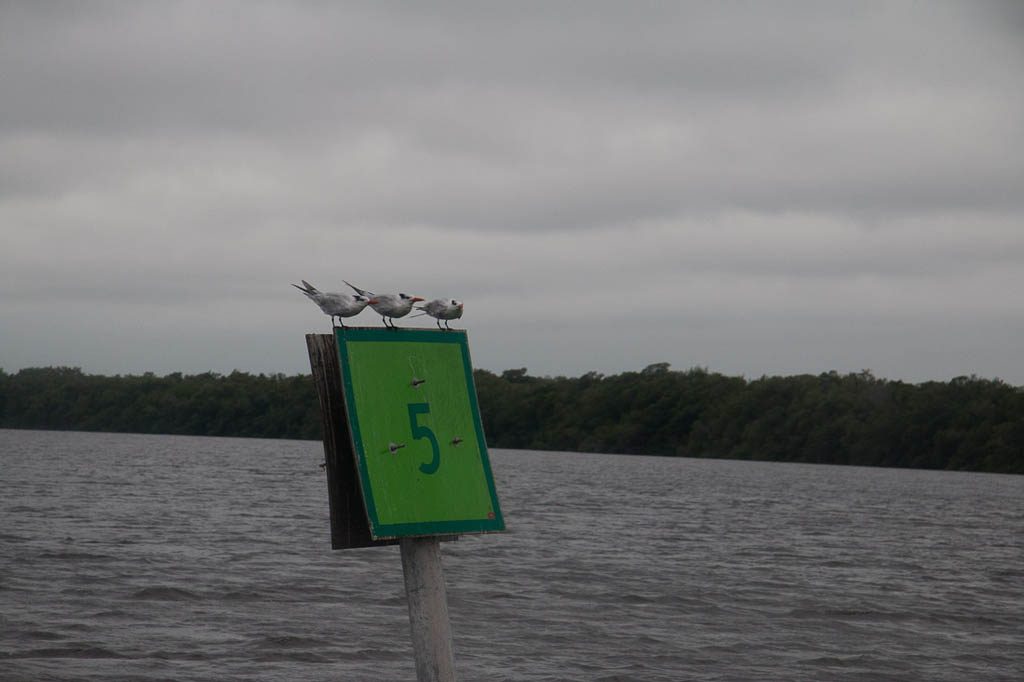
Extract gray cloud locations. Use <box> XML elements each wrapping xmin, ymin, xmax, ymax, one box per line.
<box><xmin>1</xmin><ymin>1</ymin><xmax>1022</xmax><ymax>384</ymax></box>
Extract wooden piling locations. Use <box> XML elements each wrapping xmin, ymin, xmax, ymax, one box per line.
<box><xmin>306</xmin><ymin>331</ymin><xmax>458</xmax><ymax>682</ymax></box>
<box><xmin>401</xmin><ymin>536</ymin><xmax>458</xmax><ymax>682</ymax></box>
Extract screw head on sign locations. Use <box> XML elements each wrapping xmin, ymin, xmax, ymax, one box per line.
<box><xmin>451</xmin><ymin>437</ymin><xmax>464</xmax><ymax>447</ymax></box>
<box><xmin>389</xmin><ymin>442</ymin><xmax>406</xmax><ymax>454</ymax></box>
<box><xmin>411</xmin><ymin>378</ymin><xmax>425</xmax><ymax>388</ymax></box>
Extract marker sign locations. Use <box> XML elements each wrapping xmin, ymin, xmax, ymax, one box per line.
<box><xmin>335</xmin><ymin>327</ymin><xmax>504</xmax><ymax>539</ymax></box>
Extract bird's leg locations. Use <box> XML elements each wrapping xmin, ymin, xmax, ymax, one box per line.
<box><xmin>436</xmin><ymin>319</ymin><xmax>443</xmax><ymax>330</ymax></box>
<box><xmin>445</xmin><ymin>320</ymin><xmax>451</xmax><ymax>330</ymax></box>
<box><xmin>381</xmin><ymin>315</ymin><xmax>389</xmax><ymax>328</ymax></box>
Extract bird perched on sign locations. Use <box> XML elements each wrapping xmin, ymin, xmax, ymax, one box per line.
<box><xmin>344</xmin><ymin>281</ymin><xmax>423</xmax><ymax>328</ymax></box>
<box><xmin>414</xmin><ymin>299</ymin><xmax>464</xmax><ymax>330</ymax></box>
<box><xmin>292</xmin><ymin>280</ymin><xmax>373</xmax><ymax>328</ymax></box>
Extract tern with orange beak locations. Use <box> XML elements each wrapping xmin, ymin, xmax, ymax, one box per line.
<box><xmin>414</xmin><ymin>298</ymin><xmax>464</xmax><ymax>330</ymax></box>
<box><xmin>344</xmin><ymin>280</ymin><xmax>423</xmax><ymax>328</ymax></box>
<box><xmin>292</xmin><ymin>280</ymin><xmax>372</xmax><ymax>328</ymax></box>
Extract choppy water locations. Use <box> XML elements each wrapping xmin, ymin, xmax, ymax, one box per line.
<box><xmin>1</xmin><ymin>429</ymin><xmax>1022</xmax><ymax>681</ymax></box>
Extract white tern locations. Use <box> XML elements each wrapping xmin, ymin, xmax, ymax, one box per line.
<box><xmin>292</xmin><ymin>280</ymin><xmax>372</xmax><ymax>328</ymax></box>
<box><xmin>344</xmin><ymin>280</ymin><xmax>423</xmax><ymax>328</ymax></box>
<box><xmin>414</xmin><ymin>298</ymin><xmax>464</xmax><ymax>330</ymax></box>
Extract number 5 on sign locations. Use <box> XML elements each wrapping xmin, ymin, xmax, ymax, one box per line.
<box><xmin>408</xmin><ymin>403</ymin><xmax>440</xmax><ymax>474</ymax></box>
<box><xmin>335</xmin><ymin>327</ymin><xmax>504</xmax><ymax>539</ymax></box>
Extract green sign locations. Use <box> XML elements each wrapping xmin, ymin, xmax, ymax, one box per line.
<box><xmin>335</xmin><ymin>327</ymin><xmax>505</xmax><ymax>539</ymax></box>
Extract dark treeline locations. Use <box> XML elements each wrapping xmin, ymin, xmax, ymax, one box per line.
<box><xmin>1</xmin><ymin>365</ymin><xmax>1021</xmax><ymax>474</ymax></box>
<box><xmin>0</xmin><ymin>367</ymin><xmax>321</xmax><ymax>440</ymax></box>
<box><xmin>475</xmin><ymin>364</ymin><xmax>1023</xmax><ymax>474</ymax></box>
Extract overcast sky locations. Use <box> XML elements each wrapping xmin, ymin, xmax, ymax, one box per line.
<box><xmin>2</xmin><ymin>1</ymin><xmax>1022</xmax><ymax>384</ymax></box>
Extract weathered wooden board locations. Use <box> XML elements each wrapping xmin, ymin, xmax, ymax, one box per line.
<box><xmin>306</xmin><ymin>333</ymin><xmax>396</xmax><ymax>549</ymax></box>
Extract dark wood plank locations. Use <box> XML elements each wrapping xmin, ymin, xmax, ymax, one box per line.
<box><xmin>306</xmin><ymin>333</ymin><xmax>396</xmax><ymax>549</ymax></box>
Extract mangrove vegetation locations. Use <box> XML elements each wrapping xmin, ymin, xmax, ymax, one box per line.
<box><xmin>1</xmin><ymin>365</ymin><xmax>1021</xmax><ymax>474</ymax></box>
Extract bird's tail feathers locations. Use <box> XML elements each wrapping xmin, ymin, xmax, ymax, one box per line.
<box><xmin>344</xmin><ymin>280</ymin><xmax>371</xmax><ymax>297</ymax></box>
<box><xmin>292</xmin><ymin>281</ymin><xmax>319</xmax><ymax>299</ymax></box>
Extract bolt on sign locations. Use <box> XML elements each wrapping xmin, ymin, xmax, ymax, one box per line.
<box><xmin>335</xmin><ymin>327</ymin><xmax>505</xmax><ymax>539</ymax></box>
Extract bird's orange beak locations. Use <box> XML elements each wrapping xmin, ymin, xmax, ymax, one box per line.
<box><xmin>368</xmin><ymin>299</ymin><xmax>379</xmax><ymax>304</ymax></box>
<box><xmin>412</xmin><ymin>297</ymin><xmax>424</xmax><ymax>302</ymax></box>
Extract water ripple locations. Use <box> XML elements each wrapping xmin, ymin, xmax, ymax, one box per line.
<box><xmin>1</xmin><ymin>430</ymin><xmax>1022</xmax><ymax>681</ymax></box>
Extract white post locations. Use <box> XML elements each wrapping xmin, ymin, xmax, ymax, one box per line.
<box><xmin>400</xmin><ymin>537</ymin><xmax>457</xmax><ymax>682</ymax></box>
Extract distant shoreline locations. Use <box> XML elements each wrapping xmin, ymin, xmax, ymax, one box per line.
<box><xmin>2</xmin><ymin>366</ymin><xmax>1021</xmax><ymax>474</ymax></box>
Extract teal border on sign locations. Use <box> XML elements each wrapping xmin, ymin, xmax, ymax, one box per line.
<box><xmin>335</xmin><ymin>327</ymin><xmax>505</xmax><ymax>539</ymax></box>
